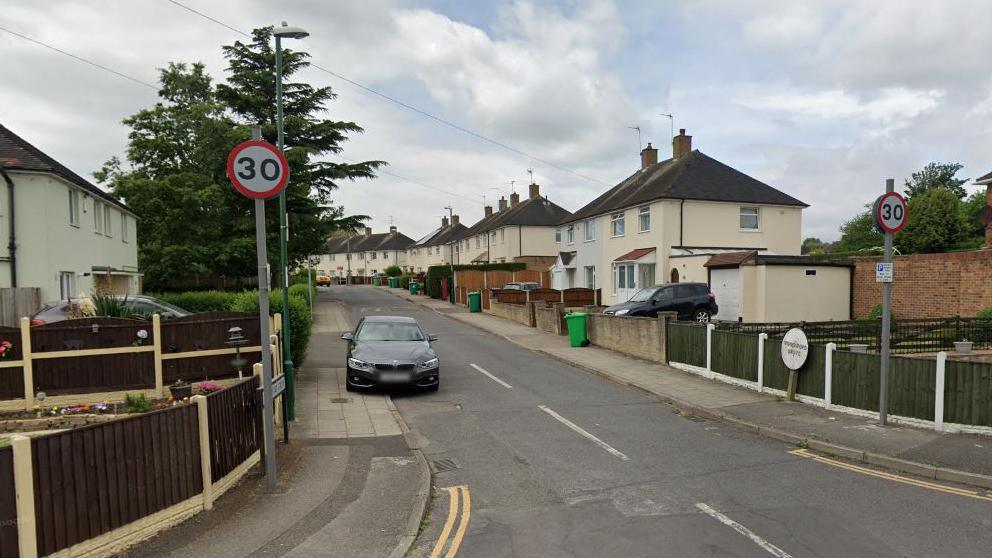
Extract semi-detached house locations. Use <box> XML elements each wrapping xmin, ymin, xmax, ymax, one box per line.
<box><xmin>320</xmin><ymin>226</ymin><xmax>414</xmax><ymax>279</ymax></box>
<box><xmin>553</xmin><ymin>129</ymin><xmax>807</xmax><ymax>306</ymax></box>
<box><xmin>407</xmin><ymin>216</ymin><xmax>467</xmax><ymax>273</ymax></box>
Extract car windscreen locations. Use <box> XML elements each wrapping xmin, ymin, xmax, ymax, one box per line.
<box><xmin>356</xmin><ymin>322</ymin><xmax>425</xmax><ymax>342</ymax></box>
<box><xmin>629</xmin><ymin>287</ymin><xmax>659</xmax><ymax>302</ymax></box>
<box><xmin>150</xmin><ymin>299</ymin><xmax>189</xmax><ymax>315</ymax></box>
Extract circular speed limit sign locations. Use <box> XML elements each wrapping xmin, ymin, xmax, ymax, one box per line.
<box><xmin>227</xmin><ymin>140</ymin><xmax>290</xmax><ymax>199</ymax></box>
<box><xmin>873</xmin><ymin>191</ymin><xmax>909</xmax><ymax>234</ymax></box>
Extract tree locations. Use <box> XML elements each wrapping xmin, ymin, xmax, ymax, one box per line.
<box><xmin>833</xmin><ymin>209</ymin><xmax>882</xmax><ymax>254</ymax></box>
<box><xmin>959</xmin><ymin>190</ymin><xmax>986</xmax><ymax>246</ymax></box>
<box><xmin>802</xmin><ymin>237</ymin><xmax>828</xmax><ymax>255</ymax></box>
<box><xmin>904</xmin><ymin>162</ymin><xmax>967</xmax><ymax>199</ymax></box>
<box><xmin>895</xmin><ymin>187</ymin><xmax>966</xmax><ymax>253</ymax></box>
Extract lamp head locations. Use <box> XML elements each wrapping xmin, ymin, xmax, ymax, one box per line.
<box><xmin>274</xmin><ymin>21</ymin><xmax>309</xmax><ymax>39</ymax></box>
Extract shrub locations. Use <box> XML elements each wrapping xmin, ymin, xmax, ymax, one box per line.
<box><xmin>866</xmin><ymin>304</ymin><xmax>884</xmax><ymax>320</ymax></box>
<box><xmin>290</xmin><ymin>268</ymin><xmax>316</xmax><ymax>286</ymax></box>
<box><xmin>384</xmin><ymin>265</ymin><xmax>403</xmax><ymax>277</ymax></box>
<box><xmin>124</xmin><ymin>393</ymin><xmax>151</xmax><ymax>413</ymax></box>
<box><xmin>92</xmin><ymin>292</ymin><xmax>138</xmax><ymax>319</ymax></box>
<box><xmin>288</xmin><ymin>282</ymin><xmax>315</xmax><ymax>303</ymax></box>
<box><xmin>231</xmin><ymin>291</ymin><xmax>312</xmax><ymax>365</ymax></box>
<box><xmin>150</xmin><ymin>291</ymin><xmax>242</xmax><ymax>313</ymax></box>
<box><xmin>398</xmin><ymin>274</ymin><xmax>412</xmax><ymax>289</ymax></box>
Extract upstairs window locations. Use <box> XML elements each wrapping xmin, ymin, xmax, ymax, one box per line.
<box><xmin>121</xmin><ymin>214</ymin><xmax>129</xmax><ymax>242</ymax></box>
<box><xmin>740</xmin><ymin>207</ymin><xmax>759</xmax><ymax>230</ymax></box>
<box><xmin>638</xmin><ymin>206</ymin><xmax>650</xmax><ymax>232</ymax></box>
<box><xmin>94</xmin><ymin>201</ymin><xmax>104</xmax><ymax>234</ymax></box>
<box><xmin>566</xmin><ymin>225</ymin><xmax>574</xmax><ymax>244</ymax></box>
<box><xmin>555</xmin><ymin>228</ymin><xmax>561</xmax><ymax>243</ymax></box>
<box><xmin>584</xmin><ymin>219</ymin><xmax>596</xmax><ymax>241</ymax></box>
<box><xmin>68</xmin><ymin>189</ymin><xmax>80</xmax><ymax>226</ymax></box>
<box><xmin>611</xmin><ymin>212</ymin><xmax>625</xmax><ymax>237</ymax></box>
<box><xmin>383</xmin><ymin>252</ymin><xmax>389</xmax><ymax>259</ymax></box>
<box><xmin>104</xmin><ymin>205</ymin><xmax>112</xmax><ymax>236</ymax></box>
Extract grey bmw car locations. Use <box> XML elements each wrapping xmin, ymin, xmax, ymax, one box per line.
<box><xmin>341</xmin><ymin>316</ymin><xmax>440</xmax><ymax>391</ymax></box>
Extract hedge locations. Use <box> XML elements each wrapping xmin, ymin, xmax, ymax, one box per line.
<box><xmin>150</xmin><ymin>291</ymin><xmax>241</xmax><ymax>313</ymax></box>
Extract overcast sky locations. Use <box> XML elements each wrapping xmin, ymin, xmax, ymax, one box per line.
<box><xmin>3</xmin><ymin>0</ymin><xmax>991</xmax><ymax>242</ymax></box>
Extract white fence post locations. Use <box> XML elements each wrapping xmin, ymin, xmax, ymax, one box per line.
<box><xmin>934</xmin><ymin>352</ymin><xmax>946</xmax><ymax>432</ymax></box>
<box><xmin>706</xmin><ymin>323</ymin><xmax>715</xmax><ymax>378</ymax></box>
<box><xmin>152</xmin><ymin>313</ymin><xmax>164</xmax><ymax>397</ymax></box>
<box><xmin>11</xmin><ymin>435</ymin><xmax>38</xmax><ymax>558</ymax></box>
<box><xmin>825</xmin><ymin>343</ymin><xmax>836</xmax><ymax>408</ymax></box>
<box><xmin>757</xmin><ymin>333</ymin><xmax>767</xmax><ymax>392</ymax></box>
<box><xmin>193</xmin><ymin>394</ymin><xmax>214</xmax><ymax>510</ymax></box>
<box><xmin>20</xmin><ymin>317</ymin><xmax>34</xmax><ymax>411</ymax></box>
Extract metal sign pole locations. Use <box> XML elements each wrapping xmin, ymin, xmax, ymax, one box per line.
<box><xmin>250</xmin><ymin>126</ymin><xmax>277</xmax><ymax>489</ymax></box>
<box><xmin>879</xmin><ymin>178</ymin><xmax>894</xmax><ymax>426</ymax></box>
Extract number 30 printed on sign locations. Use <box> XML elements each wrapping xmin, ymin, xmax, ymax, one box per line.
<box><xmin>873</xmin><ymin>191</ymin><xmax>908</xmax><ymax>234</ymax></box>
<box><xmin>226</xmin><ymin>140</ymin><xmax>290</xmax><ymax>200</ymax></box>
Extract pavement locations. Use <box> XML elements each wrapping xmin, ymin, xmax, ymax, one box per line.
<box><xmin>127</xmin><ymin>292</ymin><xmax>430</xmax><ymax>558</ymax></box>
<box><xmin>387</xmin><ymin>286</ymin><xmax>992</xmax><ymax>486</ymax></box>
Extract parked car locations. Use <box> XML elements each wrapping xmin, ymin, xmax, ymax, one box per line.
<box><xmin>502</xmin><ymin>281</ymin><xmax>540</xmax><ymax>291</ymax></box>
<box><xmin>30</xmin><ymin>295</ymin><xmax>191</xmax><ymax>326</ymax></box>
<box><xmin>341</xmin><ymin>316</ymin><xmax>440</xmax><ymax>391</ymax></box>
<box><xmin>603</xmin><ymin>283</ymin><xmax>717</xmax><ymax>322</ymax></box>
<box><xmin>315</xmin><ymin>274</ymin><xmax>332</xmax><ymax>287</ymax></box>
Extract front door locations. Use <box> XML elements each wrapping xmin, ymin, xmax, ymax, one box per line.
<box><xmin>614</xmin><ymin>263</ymin><xmax>637</xmax><ymax>302</ymax></box>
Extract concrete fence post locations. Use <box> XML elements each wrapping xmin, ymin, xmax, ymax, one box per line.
<box><xmin>934</xmin><ymin>351</ymin><xmax>947</xmax><ymax>432</ymax></box>
<box><xmin>192</xmin><ymin>395</ymin><xmax>214</xmax><ymax>510</ymax></box>
<box><xmin>152</xmin><ymin>313</ymin><xmax>164</xmax><ymax>397</ymax></box>
<box><xmin>11</xmin><ymin>435</ymin><xmax>38</xmax><ymax>558</ymax></box>
<box><xmin>705</xmin><ymin>323</ymin><xmax>714</xmax><ymax>374</ymax></box>
<box><xmin>825</xmin><ymin>343</ymin><xmax>836</xmax><ymax>408</ymax></box>
<box><xmin>757</xmin><ymin>333</ymin><xmax>767</xmax><ymax>392</ymax></box>
<box><xmin>19</xmin><ymin>317</ymin><xmax>35</xmax><ymax>411</ymax></box>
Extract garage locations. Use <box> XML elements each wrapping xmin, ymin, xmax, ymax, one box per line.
<box><xmin>710</xmin><ymin>267</ymin><xmax>741</xmax><ymax>321</ymax></box>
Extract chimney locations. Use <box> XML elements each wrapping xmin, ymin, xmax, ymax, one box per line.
<box><xmin>510</xmin><ymin>192</ymin><xmax>520</xmax><ymax>206</ymax></box>
<box><xmin>441</xmin><ymin>216</ymin><xmax>449</xmax><ymax>228</ymax></box>
<box><xmin>640</xmin><ymin>142</ymin><xmax>658</xmax><ymax>169</ymax></box>
<box><xmin>498</xmin><ymin>196</ymin><xmax>508</xmax><ymax>211</ymax></box>
<box><xmin>673</xmin><ymin>128</ymin><xmax>692</xmax><ymax>160</ymax></box>
<box><xmin>452</xmin><ymin>215</ymin><xmax>460</xmax><ymax>226</ymax></box>
<box><xmin>389</xmin><ymin>225</ymin><xmax>397</xmax><ymax>233</ymax></box>
<box><xmin>364</xmin><ymin>227</ymin><xmax>372</xmax><ymax>236</ymax></box>
<box><xmin>484</xmin><ymin>205</ymin><xmax>493</xmax><ymax>218</ymax></box>
<box><xmin>528</xmin><ymin>183</ymin><xmax>540</xmax><ymax>199</ymax></box>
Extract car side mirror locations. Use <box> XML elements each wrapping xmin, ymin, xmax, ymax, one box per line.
<box><xmin>341</xmin><ymin>332</ymin><xmax>354</xmax><ymax>341</ymax></box>
<box><xmin>428</xmin><ymin>335</ymin><xmax>439</xmax><ymax>342</ymax></box>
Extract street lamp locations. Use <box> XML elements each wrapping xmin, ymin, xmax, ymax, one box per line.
<box><xmin>274</xmin><ymin>21</ymin><xmax>308</xmax><ymax>421</ymax></box>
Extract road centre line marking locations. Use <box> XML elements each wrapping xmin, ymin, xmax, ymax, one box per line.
<box><xmin>695</xmin><ymin>503</ymin><xmax>794</xmax><ymax>558</ymax></box>
<box><xmin>470</xmin><ymin>363</ymin><xmax>513</xmax><ymax>389</ymax></box>
<box><xmin>538</xmin><ymin>405</ymin><xmax>630</xmax><ymax>461</ymax></box>
<box><xmin>789</xmin><ymin>449</ymin><xmax>992</xmax><ymax>502</ymax></box>
<box><xmin>430</xmin><ymin>485</ymin><xmax>471</xmax><ymax>558</ymax></box>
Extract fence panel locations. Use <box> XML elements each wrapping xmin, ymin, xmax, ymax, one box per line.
<box><xmin>528</xmin><ymin>289</ymin><xmax>561</xmax><ymax>303</ymax></box>
<box><xmin>30</xmin><ymin>318</ymin><xmax>153</xmax><ymax>352</ymax></box>
<box><xmin>666</xmin><ymin>323</ymin><xmax>706</xmax><ymax>368</ymax></box>
<box><xmin>33</xmin><ymin>353</ymin><xmax>155</xmax><ymax>395</ymax></box>
<box><xmin>831</xmin><ymin>350</ymin><xmax>880</xmax><ymax>411</ymax></box>
<box><xmin>164</xmin><ymin>354</ymin><xmax>263</xmax><ymax>385</ymax></box>
<box><xmin>495</xmin><ymin>290</ymin><xmax>526</xmax><ymax>304</ymax></box>
<box><xmin>887</xmin><ymin>356</ymin><xmax>936</xmax><ymax>421</ymax></box>
<box><xmin>207</xmin><ymin>377</ymin><xmax>261</xmax><ymax>482</ymax></box>
<box><xmin>0</xmin><ymin>446</ymin><xmax>17</xmax><ymax>558</ymax></box>
<box><xmin>944</xmin><ymin>360</ymin><xmax>992</xmax><ymax>427</ymax></box>
<box><xmin>487</xmin><ymin>271</ymin><xmax>513</xmax><ymax>289</ymax></box>
<box><xmin>562</xmin><ymin>288</ymin><xmax>596</xmax><ymax>307</ymax></box>
<box><xmin>711</xmin><ymin>331</ymin><xmax>758</xmax><ymax>381</ymax></box>
<box><xmin>0</xmin><ymin>287</ymin><xmax>41</xmax><ymax>327</ymax></box>
<box><xmin>30</xmin><ymin>405</ymin><xmax>202</xmax><ymax>557</ymax></box>
<box><xmin>160</xmin><ymin>312</ymin><xmax>259</xmax><ymax>352</ymax></box>
<box><xmin>0</xmin><ymin>367</ymin><xmax>24</xmax><ymax>400</ymax></box>
<box><xmin>760</xmin><ymin>339</ymin><xmax>825</xmax><ymax>394</ymax></box>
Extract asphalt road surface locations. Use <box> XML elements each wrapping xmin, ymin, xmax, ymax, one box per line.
<box><xmin>330</xmin><ymin>286</ymin><xmax>992</xmax><ymax>558</ymax></box>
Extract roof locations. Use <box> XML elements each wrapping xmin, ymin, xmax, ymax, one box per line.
<box><xmin>423</xmin><ymin>223</ymin><xmax>468</xmax><ymax>247</ymax></box>
<box><xmin>461</xmin><ymin>195</ymin><xmax>572</xmax><ymax>238</ymax></box>
<box><xmin>471</xmin><ymin>251</ymin><xmax>489</xmax><ymax>263</ymax></box>
<box><xmin>976</xmin><ymin>170</ymin><xmax>992</xmax><ymax>185</ymax></box>
<box><xmin>324</xmin><ymin>231</ymin><xmax>415</xmax><ymax>254</ymax></box>
<box><xmin>0</xmin><ymin>123</ymin><xmax>133</xmax><ymax>214</ymax></box>
<box><xmin>614</xmin><ymin>247</ymin><xmax>656</xmax><ymax>262</ymax></box>
<box><xmin>703</xmin><ymin>251</ymin><xmax>758</xmax><ymax>268</ymax></box>
<box><xmin>704</xmin><ymin>251</ymin><xmax>852</xmax><ymax>268</ymax></box>
<box><xmin>564</xmin><ymin>150</ymin><xmax>806</xmax><ymax>224</ymax></box>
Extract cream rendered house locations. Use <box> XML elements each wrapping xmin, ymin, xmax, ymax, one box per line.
<box><xmin>0</xmin><ymin>124</ymin><xmax>140</xmax><ymax>302</ymax></box>
<box><xmin>407</xmin><ymin>216</ymin><xmax>467</xmax><ymax>273</ymax></box>
<box><xmin>555</xmin><ymin>130</ymin><xmax>806</xmax><ymax>305</ymax></box>
<box><xmin>320</xmin><ymin>226</ymin><xmax>414</xmax><ymax>279</ymax></box>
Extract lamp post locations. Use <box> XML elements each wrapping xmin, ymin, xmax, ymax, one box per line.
<box><xmin>274</xmin><ymin>21</ymin><xmax>308</xmax><ymax>421</ymax></box>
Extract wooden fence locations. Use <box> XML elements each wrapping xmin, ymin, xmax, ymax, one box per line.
<box><xmin>0</xmin><ymin>288</ymin><xmax>40</xmax><ymax>328</ymax></box>
<box><xmin>668</xmin><ymin>323</ymin><xmax>991</xmax><ymax>429</ymax></box>
<box><xmin>454</xmin><ymin>269</ymin><xmax>551</xmax><ymax>308</ymax></box>
<box><xmin>489</xmin><ymin>287</ymin><xmax>599</xmax><ymax>307</ymax></box>
<box><xmin>0</xmin><ymin>312</ymin><xmax>274</xmax><ymax>411</ymax></box>
<box><xmin>2</xmin><ymin>376</ymin><xmax>266</xmax><ymax>558</ymax></box>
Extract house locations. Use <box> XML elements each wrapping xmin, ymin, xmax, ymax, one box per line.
<box><xmin>977</xmin><ymin>170</ymin><xmax>992</xmax><ymax>247</ymax></box>
<box><xmin>319</xmin><ymin>226</ymin><xmax>414</xmax><ymax>278</ymax></box>
<box><xmin>454</xmin><ymin>183</ymin><xmax>571</xmax><ymax>267</ymax></box>
<box><xmin>554</xmin><ymin>129</ymin><xmax>807</xmax><ymax>305</ymax></box>
<box><xmin>407</xmin><ymin>216</ymin><xmax>467</xmax><ymax>273</ymax></box>
<box><xmin>0</xmin><ymin>124</ymin><xmax>140</xmax><ymax>302</ymax></box>
<box><xmin>705</xmin><ymin>251</ymin><xmax>852</xmax><ymax>322</ymax></box>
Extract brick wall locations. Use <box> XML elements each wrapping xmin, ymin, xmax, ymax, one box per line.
<box><xmin>853</xmin><ymin>250</ymin><xmax>992</xmax><ymax>318</ymax></box>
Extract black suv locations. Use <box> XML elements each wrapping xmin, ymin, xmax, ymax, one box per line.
<box><xmin>603</xmin><ymin>283</ymin><xmax>717</xmax><ymax>322</ymax></box>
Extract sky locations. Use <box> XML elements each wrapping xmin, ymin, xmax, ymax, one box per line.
<box><xmin>2</xmin><ymin>0</ymin><xmax>991</xmax><ymax>242</ymax></box>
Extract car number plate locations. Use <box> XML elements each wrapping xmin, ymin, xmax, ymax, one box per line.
<box><xmin>380</xmin><ymin>371</ymin><xmax>411</xmax><ymax>383</ymax></box>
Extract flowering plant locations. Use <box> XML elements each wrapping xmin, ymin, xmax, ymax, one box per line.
<box><xmin>133</xmin><ymin>329</ymin><xmax>149</xmax><ymax>346</ymax></box>
<box><xmin>0</xmin><ymin>340</ymin><xmax>12</xmax><ymax>361</ymax></box>
<box><xmin>94</xmin><ymin>402</ymin><xmax>110</xmax><ymax>414</ymax></box>
<box><xmin>195</xmin><ymin>381</ymin><xmax>222</xmax><ymax>394</ymax></box>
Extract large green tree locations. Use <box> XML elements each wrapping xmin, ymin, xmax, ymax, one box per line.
<box><xmin>833</xmin><ymin>209</ymin><xmax>882</xmax><ymax>253</ymax></box>
<box><xmin>904</xmin><ymin>162</ymin><xmax>967</xmax><ymax>199</ymax></box>
<box><xmin>895</xmin><ymin>187</ymin><xmax>966</xmax><ymax>253</ymax></box>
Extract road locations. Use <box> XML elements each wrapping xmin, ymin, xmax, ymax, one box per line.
<box><xmin>331</xmin><ymin>286</ymin><xmax>992</xmax><ymax>557</ymax></box>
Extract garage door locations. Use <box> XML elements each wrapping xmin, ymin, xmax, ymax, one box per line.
<box><xmin>710</xmin><ymin>268</ymin><xmax>740</xmax><ymax>321</ymax></box>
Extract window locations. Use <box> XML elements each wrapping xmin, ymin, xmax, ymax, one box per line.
<box><xmin>805</xmin><ymin>269</ymin><xmax>817</xmax><ymax>276</ymax></box>
<box><xmin>331</xmin><ymin>254</ymin><xmax>336</xmax><ymax>261</ymax></box>
<box><xmin>94</xmin><ymin>201</ymin><xmax>103</xmax><ymax>234</ymax></box>
<box><xmin>638</xmin><ymin>264</ymin><xmax>655</xmax><ymax>288</ymax></box>
<box><xmin>584</xmin><ymin>219</ymin><xmax>596</xmax><ymax>241</ymax></box>
<box><xmin>490</xmin><ymin>232</ymin><xmax>496</xmax><ymax>244</ymax></box>
<box><xmin>370</xmin><ymin>252</ymin><xmax>377</xmax><ymax>260</ymax></box>
<box><xmin>740</xmin><ymin>207</ymin><xmax>759</xmax><ymax>230</ymax></box>
<box><xmin>567</xmin><ymin>225</ymin><xmax>574</xmax><ymax>244</ymax></box>
<box><xmin>359</xmin><ymin>253</ymin><xmax>365</xmax><ymax>260</ymax></box>
<box><xmin>383</xmin><ymin>252</ymin><xmax>389</xmax><ymax>260</ymax></box>
<box><xmin>68</xmin><ymin>189</ymin><xmax>80</xmax><ymax>226</ymax></box>
<box><xmin>59</xmin><ymin>271</ymin><xmax>76</xmax><ymax>300</ymax></box>
<box><xmin>500</xmin><ymin>229</ymin><xmax>504</xmax><ymax>243</ymax></box>
<box><xmin>611</xmin><ymin>212</ymin><xmax>625</xmax><ymax>236</ymax></box>
<box><xmin>555</xmin><ymin>228</ymin><xmax>562</xmax><ymax>243</ymax></box>
<box><xmin>121</xmin><ymin>214</ymin><xmax>128</xmax><ymax>242</ymax></box>
<box><xmin>638</xmin><ymin>206</ymin><xmax>650</xmax><ymax>232</ymax></box>
<box><xmin>476</xmin><ymin>236</ymin><xmax>481</xmax><ymax>248</ymax></box>
<box><xmin>346</xmin><ymin>254</ymin><xmax>352</xmax><ymax>260</ymax></box>
<box><xmin>584</xmin><ymin>266</ymin><xmax>596</xmax><ymax>290</ymax></box>
<box><xmin>655</xmin><ymin>286</ymin><xmax>675</xmax><ymax>302</ymax></box>
<box><xmin>104</xmin><ymin>205</ymin><xmax>112</xmax><ymax>236</ymax></box>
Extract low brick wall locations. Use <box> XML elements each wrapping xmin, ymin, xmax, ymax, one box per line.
<box><xmin>586</xmin><ymin>313</ymin><xmax>674</xmax><ymax>363</ymax></box>
<box><xmin>535</xmin><ymin>303</ymin><xmax>564</xmax><ymax>335</ymax></box>
<box><xmin>486</xmin><ymin>300</ymin><xmax>535</xmax><ymax>327</ymax></box>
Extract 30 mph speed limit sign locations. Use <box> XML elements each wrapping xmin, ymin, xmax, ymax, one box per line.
<box><xmin>873</xmin><ymin>191</ymin><xmax>909</xmax><ymax>234</ymax></box>
<box><xmin>227</xmin><ymin>140</ymin><xmax>290</xmax><ymax>199</ymax></box>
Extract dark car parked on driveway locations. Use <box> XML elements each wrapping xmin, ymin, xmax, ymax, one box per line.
<box><xmin>30</xmin><ymin>295</ymin><xmax>190</xmax><ymax>326</ymax></box>
<box><xmin>603</xmin><ymin>282</ymin><xmax>717</xmax><ymax>322</ymax></box>
<box><xmin>342</xmin><ymin>315</ymin><xmax>440</xmax><ymax>391</ymax></box>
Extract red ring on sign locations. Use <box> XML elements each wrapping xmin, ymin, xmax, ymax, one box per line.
<box><xmin>874</xmin><ymin>191</ymin><xmax>908</xmax><ymax>234</ymax></box>
<box><xmin>226</xmin><ymin>140</ymin><xmax>290</xmax><ymax>199</ymax></box>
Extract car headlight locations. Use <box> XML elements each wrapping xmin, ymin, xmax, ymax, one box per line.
<box><xmin>614</xmin><ymin>308</ymin><xmax>630</xmax><ymax>316</ymax></box>
<box><xmin>348</xmin><ymin>357</ymin><xmax>374</xmax><ymax>371</ymax></box>
<box><xmin>418</xmin><ymin>358</ymin><xmax>439</xmax><ymax>369</ymax></box>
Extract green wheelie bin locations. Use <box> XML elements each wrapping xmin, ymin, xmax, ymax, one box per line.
<box><xmin>565</xmin><ymin>312</ymin><xmax>590</xmax><ymax>347</ymax></box>
<box><xmin>372</xmin><ymin>276</ymin><xmax>381</xmax><ymax>286</ymax></box>
<box><xmin>467</xmin><ymin>291</ymin><xmax>482</xmax><ymax>312</ymax></box>
<box><xmin>388</xmin><ymin>276</ymin><xmax>399</xmax><ymax>288</ymax></box>
<box><xmin>410</xmin><ymin>282</ymin><xmax>419</xmax><ymax>295</ymax></box>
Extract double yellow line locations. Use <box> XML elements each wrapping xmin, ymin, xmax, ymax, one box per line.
<box><xmin>790</xmin><ymin>449</ymin><xmax>992</xmax><ymax>502</ymax></box>
<box><xmin>431</xmin><ymin>485</ymin><xmax>472</xmax><ymax>558</ymax></box>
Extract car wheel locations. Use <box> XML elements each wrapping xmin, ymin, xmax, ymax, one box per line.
<box><xmin>694</xmin><ymin>309</ymin><xmax>711</xmax><ymax>323</ymax></box>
